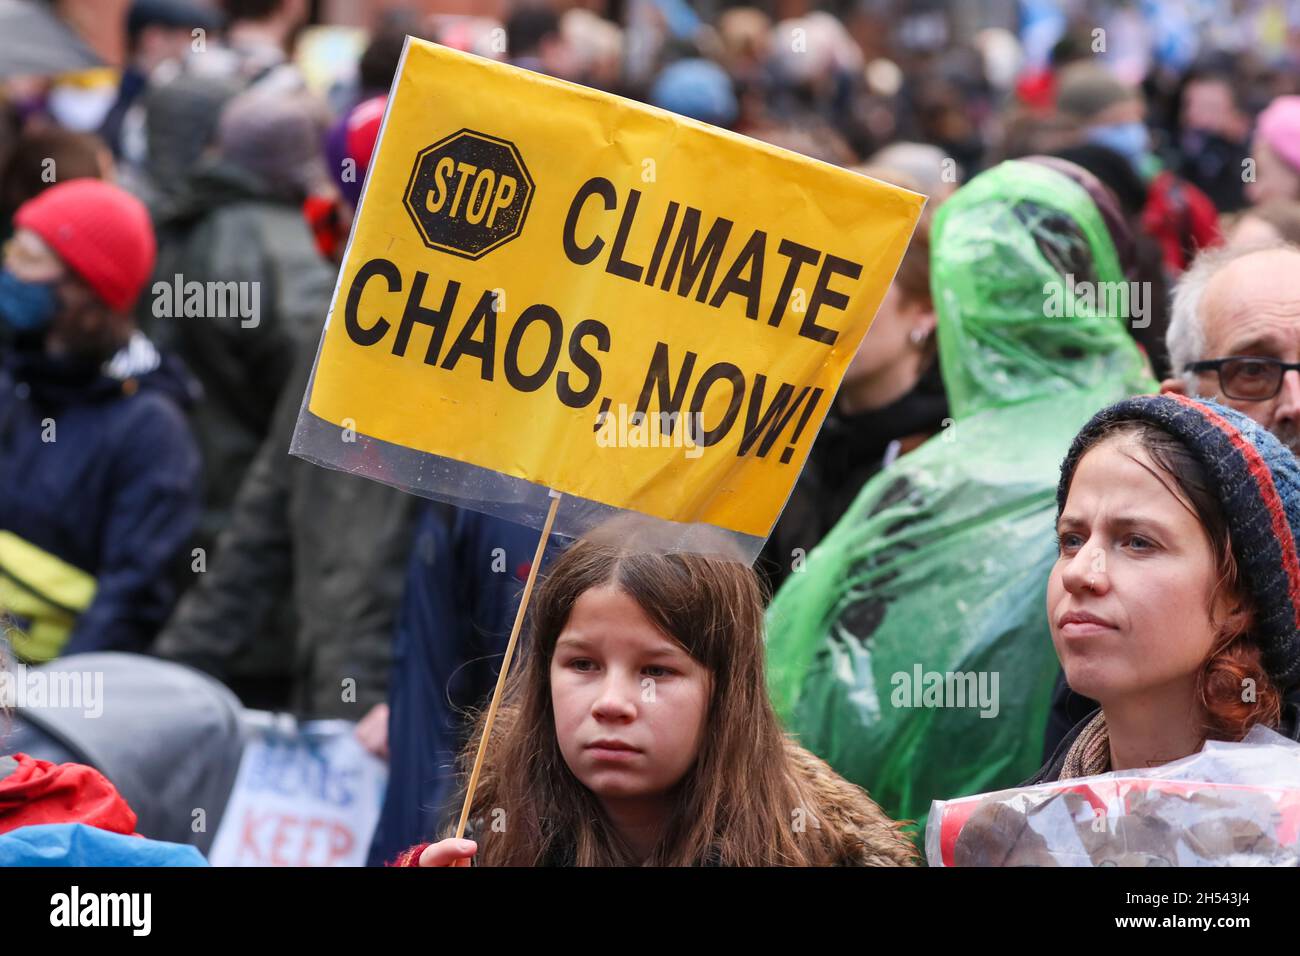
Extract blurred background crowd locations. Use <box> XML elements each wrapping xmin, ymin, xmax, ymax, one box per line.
<box><xmin>4</xmin><ymin>0</ymin><xmax>1300</xmax><ymax>864</ymax></box>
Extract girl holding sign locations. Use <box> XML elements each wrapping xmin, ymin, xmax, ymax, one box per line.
<box><xmin>392</xmin><ymin>530</ymin><xmax>916</xmax><ymax>867</ymax></box>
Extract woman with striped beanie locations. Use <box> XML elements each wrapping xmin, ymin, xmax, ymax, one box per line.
<box><xmin>1029</xmin><ymin>392</ymin><xmax>1300</xmax><ymax>784</ymax></box>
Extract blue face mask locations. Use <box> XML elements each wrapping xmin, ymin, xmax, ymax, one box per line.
<box><xmin>1088</xmin><ymin>122</ymin><xmax>1151</xmax><ymax>171</ymax></box>
<box><xmin>0</xmin><ymin>269</ymin><xmax>58</xmax><ymax>333</ymax></box>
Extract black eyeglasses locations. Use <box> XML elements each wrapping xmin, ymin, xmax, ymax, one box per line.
<box><xmin>1184</xmin><ymin>357</ymin><xmax>1300</xmax><ymax>401</ymax></box>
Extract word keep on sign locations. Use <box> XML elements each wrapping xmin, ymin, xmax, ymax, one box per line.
<box><xmin>208</xmin><ymin>718</ymin><xmax>386</xmax><ymax>867</ymax></box>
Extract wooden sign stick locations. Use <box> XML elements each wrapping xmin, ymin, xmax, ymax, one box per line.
<box><xmin>454</xmin><ymin>488</ymin><xmax>562</xmax><ymax>840</ymax></box>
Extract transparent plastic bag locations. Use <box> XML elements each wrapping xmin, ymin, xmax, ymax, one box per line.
<box><xmin>928</xmin><ymin>726</ymin><xmax>1300</xmax><ymax>866</ymax></box>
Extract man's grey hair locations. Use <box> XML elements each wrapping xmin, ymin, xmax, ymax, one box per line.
<box><xmin>866</xmin><ymin>142</ymin><xmax>960</xmax><ymax>199</ymax></box>
<box><xmin>1168</xmin><ymin>239</ymin><xmax>1300</xmax><ymax>393</ymax></box>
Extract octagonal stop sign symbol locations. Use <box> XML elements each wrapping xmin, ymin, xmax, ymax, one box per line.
<box><xmin>402</xmin><ymin>128</ymin><xmax>535</xmax><ymax>260</ymax></box>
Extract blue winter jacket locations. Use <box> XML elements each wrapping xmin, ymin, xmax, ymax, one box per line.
<box><xmin>0</xmin><ymin>334</ymin><xmax>202</xmax><ymax>659</ymax></box>
<box><xmin>0</xmin><ymin>822</ymin><xmax>208</xmax><ymax>866</ymax></box>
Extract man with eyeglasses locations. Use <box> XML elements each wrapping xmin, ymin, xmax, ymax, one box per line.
<box><xmin>1161</xmin><ymin>240</ymin><xmax>1300</xmax><ymax>454</ymax></box>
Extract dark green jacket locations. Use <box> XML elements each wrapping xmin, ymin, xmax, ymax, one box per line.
<box><xmin>154</xmin><ymin>331</ymin><xmax>418</xmax><ymax>718</ymax></box>
<box><xmin>145</xmin><ymin>161</ymin><xmax>337</xmax><ymax>553</ymax></box>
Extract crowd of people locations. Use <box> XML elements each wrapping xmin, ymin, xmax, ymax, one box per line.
<box><xmin>3</xmin><ymin>0</ymin><xmax>1300</xmax><ymax>867</ymax></box>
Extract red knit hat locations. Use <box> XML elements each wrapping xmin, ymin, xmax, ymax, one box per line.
<box><xmin>13</xmin><ymin>178</ymin><xmax>156</xmax><ymax>311</ymax></box>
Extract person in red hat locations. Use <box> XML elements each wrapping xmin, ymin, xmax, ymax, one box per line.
<box><xmin>0</xmin><ymin>177</ymin><xmax>201</xmax><ymax>661</ymax></box>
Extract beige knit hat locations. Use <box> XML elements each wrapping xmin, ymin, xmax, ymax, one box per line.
<box><xmin>1055</xmin><ymin>62</ymin><xmax>1139</xmax><ymax>122</ymax></box>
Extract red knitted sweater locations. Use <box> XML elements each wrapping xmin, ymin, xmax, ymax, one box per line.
<box><xmin>389</xmin><ymin>843</ymin><xmax>432</xmax><ymax>867</ymax></box>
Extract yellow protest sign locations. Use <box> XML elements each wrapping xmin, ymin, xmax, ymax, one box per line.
<box><xmin>305</xmin><ymin>38</ymin><xmax>923</xmax><ymax>540</ymax></box>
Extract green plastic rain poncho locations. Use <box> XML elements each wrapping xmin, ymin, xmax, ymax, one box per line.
<box><xmin>765</xmin><ymin>159</ymin><xmax>1157</xmax><ymax>834</ymax></box>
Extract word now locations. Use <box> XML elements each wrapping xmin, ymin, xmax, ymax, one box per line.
<box><xmin>632</xmin><ymin>342</ymin><xmax>824</xmax><ymax>459</ymax></box>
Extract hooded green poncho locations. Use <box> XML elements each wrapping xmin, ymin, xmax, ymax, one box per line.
<box><xmin>765</xmin><ymin>160</ymin><xmax>1157</xmax><ymax>834</ymax></box>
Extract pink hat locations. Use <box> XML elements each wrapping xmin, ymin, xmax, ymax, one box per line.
<box><xmin>346</xmin><ymin>95</ymin><xmax>386</xmax><ymax>171</ymax></box>
<box><xmin>1257</xmin><ymin>95</ymin><xmax>1300</xmax><ymax>174</ymax></box>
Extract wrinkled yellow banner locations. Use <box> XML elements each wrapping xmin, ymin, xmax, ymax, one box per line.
<box><xmin>307</xmin><ymin>38</ymin><xmax>923</xmax><ymax>538</ymax></box>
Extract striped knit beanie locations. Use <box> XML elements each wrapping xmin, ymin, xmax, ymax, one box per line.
<box><xmin>1057</xmin><ymin>393</ymin><xmax>1300</xmax><ymax>691</ymax></box>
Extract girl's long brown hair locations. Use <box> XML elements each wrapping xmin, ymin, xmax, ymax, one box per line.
<box><xmin>445</xmin><ymin>527</ymin><xmax>915</xmax><ymax>866</ymax></box>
